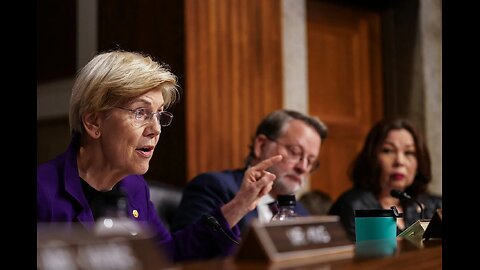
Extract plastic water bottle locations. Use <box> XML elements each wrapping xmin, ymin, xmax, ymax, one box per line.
<box><xmin>94</xmin><ymin>189</ymin><xmax>142</xmax><ymax>236</ymax></box>
<box><xmin>271</xmin><ymin>194</ymin><xmax>298</xmax><ymax>221</ymax></box>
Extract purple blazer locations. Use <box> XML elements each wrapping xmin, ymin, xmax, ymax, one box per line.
<box><xmin>37</xmin><ymin>134</ymin><xmax>240</xmax><ymax>262</ymax></box>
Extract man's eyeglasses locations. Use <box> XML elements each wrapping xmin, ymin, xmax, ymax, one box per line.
<box><xmin>114</xmin><ymin>107</ymin><xmax>173</xmax><ymax>127</ymax></box>
<box><xmin>266</xmin><ymin>136</ymin><xmax>320</xmax><ymax>173</ymax></box>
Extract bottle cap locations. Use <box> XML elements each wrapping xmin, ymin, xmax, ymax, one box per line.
<box><xmin>277</xmin><ymin>194</ymin><xmax>296</xmax><ymax>206</ymax></box>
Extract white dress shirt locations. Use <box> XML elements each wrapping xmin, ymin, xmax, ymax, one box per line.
<box><xmin>256</xmin><ymin>194</ymin><xmax>276</xmax><ymax>223</ymax></box>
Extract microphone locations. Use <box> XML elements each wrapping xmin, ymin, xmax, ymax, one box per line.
<box><xmin>390</xmin><ymin>189</ymin><xmax>411</xmax><ymax>200</ymax></box>
<box><xmin>204</xmin><ymin>215</ymin><xmax>240</xmax><ymax>245</ymax></box>
<box><xmin>390</xmin><ymin>189</ymin><xmax>424</xmax><ymax>219</ymax></box>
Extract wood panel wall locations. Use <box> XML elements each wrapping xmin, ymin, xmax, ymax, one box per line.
<box><xmin>185</xmin><ymin>0</ymin><xmax>283</xmax><ymax>179</ymax></box>
<box><xmin>307</xmin><ymin>0</ymin><xmax>384</xmax><ymax>200</ymax></box>
<box><xmin>37</xmin><ymin>0</ymin><xmax>76</xmax><ymax>83</ymax></box>
<box><xmin>98</xmin><ymin>0</ymin><xmax>187</xmax><ymax>187</ymax></box>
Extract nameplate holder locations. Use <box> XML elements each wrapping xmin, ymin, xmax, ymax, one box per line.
<box><xmin>423</xmin><ymin>208</ymin><xmax>442</xmax><ymax>240</ymax></box>
<box><xmin>397</xmin><ymin>218</ymin><xmax>430</xmax><ymax>247</ymax></box>
<box><xmin>37</xmin><ymin>223</ymin><xmax>173</xmax><ymax>270</ymax></box>
<box><xmin>397</xmin><ymin>208</ymin><xmax>442</xmax><ymax>248</ymax></box>
<box><xmin>235</xmin><ymin>216</ymin><xmax>354</xmax><ymax>266</ymax></box>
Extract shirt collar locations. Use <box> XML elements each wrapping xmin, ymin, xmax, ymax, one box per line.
<box><xmin>259</xmin><ymin>193</ymin><xmax>276</xmax><ymax>205</ymax></box>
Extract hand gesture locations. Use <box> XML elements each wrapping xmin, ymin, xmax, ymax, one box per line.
<box><xmin>221</xmin><ymin>155</ymin><xmax>283</xmax><ymax>227</ymax></box>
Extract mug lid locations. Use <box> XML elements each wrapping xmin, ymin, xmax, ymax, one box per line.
<box><xmin>355</xmin><ymin>209</ymin><xmax>399</xmax><ymax>218</ymax></box>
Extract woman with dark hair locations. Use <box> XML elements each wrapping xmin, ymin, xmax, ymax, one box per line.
<box><xmin>328</xmin><ymin>118</ymin><xmax>442</xmax><ymax>240</ymax></box>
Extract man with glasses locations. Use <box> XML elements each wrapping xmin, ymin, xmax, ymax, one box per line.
<box><xmin>171</xmin><ymin>109</ymin><xmax>328</xmax><ymax>234</ymax></box>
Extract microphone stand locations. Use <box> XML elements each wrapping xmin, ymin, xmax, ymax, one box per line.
<box><xmin>390</xmin><ymin>190</ymin><xmax>424</xmax><ymax>220</ymax></box>
<box><xmin>411</xmin><ymin>197</ymin><xmax>424</xmax><ymax>220</ymax></box>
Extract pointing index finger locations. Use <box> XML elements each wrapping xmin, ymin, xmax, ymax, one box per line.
<box><xmin>253</xmin><ymin>155</ymin><xmax>283</xmax><ymax>171</ymax></box>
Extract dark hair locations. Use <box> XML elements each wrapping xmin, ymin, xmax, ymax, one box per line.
<box><xmin>244</xmin><ymin>109</ymin><xmax>328</xmax><ymax>167</ymax></box>
<box><xmin>350</xmin><ymin>118</ymin><xmax>431</xmax><ymax>197</ymax></box>
<box><xmin>299</xmin><ymin>190</ymin><xmax>333</xmax><ymax>215</ymax></box>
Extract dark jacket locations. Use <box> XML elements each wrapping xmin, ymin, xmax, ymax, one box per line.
<box><xmin>171</xmin><ymin>169</ymin><xmax>310</xmax><ymax>233</ymax></box>
<box><xmin>328</xmin><ymin>187</ymin><xmax>442</xmax><ymax>240</ymax></box>
<box><xmin>37</xmin><ymin>134</ymin><xmax>240</xmax><ymax>262</ymax></box>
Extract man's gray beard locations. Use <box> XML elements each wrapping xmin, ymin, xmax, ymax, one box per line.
<box><xmin>272</xmin><ymin>177</ymin><xmax>299</xmax><ymax>195</ymax></box>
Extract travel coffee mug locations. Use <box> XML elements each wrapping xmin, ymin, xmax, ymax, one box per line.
<box><xmin>354</xmin><ymin>208</ymin><xmax>401</xmax><ymax>242</ymax></box>
<box><xmin>354</xmin><ymin>208</ymin><xmax>402</xmax><ymax>257</ymax></box>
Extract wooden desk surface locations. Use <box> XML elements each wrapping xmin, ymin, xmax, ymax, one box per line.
<box><xmin>179</xmin><ymin>238</ymin><xmax>442</xmax><ymax>270</ymax></box>
<box><xmin>37</xmin><ymin>225</ymin><xmax>441</xmax><ymax>270</ymax></box>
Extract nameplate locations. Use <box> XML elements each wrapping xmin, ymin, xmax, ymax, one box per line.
<box><xmin>398</xmin><ymin>219</ymin><xmax>430</xmax><ymax>242</ymax></box>
<box><xmin>236</xmin><ymin>216</ymin><xmax>354</xmax><ymax>265</ymax></box>
<box><xmin>37</xmin><ymin>223</ymin><xmax>174</xmax><ymax>270</ymax></box>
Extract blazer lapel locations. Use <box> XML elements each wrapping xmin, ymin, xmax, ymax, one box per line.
<box><xmin>63</xmin><ymin>144</ymin><xmax>95</xmax><ymax>227</ymax></box>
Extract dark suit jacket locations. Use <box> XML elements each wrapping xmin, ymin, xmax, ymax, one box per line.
<box><xmin>328</xmin><ymin>187</ymin><xmax>442</xmax><ymax>240</ymax></box>
<box><xmin>37</xmin><ymin>133</ymin><xmax>240</xmax><ymax>262</ymax></box>
<box><xmin>171</xmin><ymin>169</ymin><xmax>310</xmax><ymax>234</ymax></box>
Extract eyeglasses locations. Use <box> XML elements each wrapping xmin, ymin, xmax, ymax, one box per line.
<box><xmin>114</xmin><ymin>107</ymin><xmax>173</xmax><ymax>127</ymax></box>
<box><xmin>266</xmin><ymin>136</ymin><xmax>320</xmax><ymax>173</ymax></box>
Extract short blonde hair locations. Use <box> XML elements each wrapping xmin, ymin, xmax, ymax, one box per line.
<box><xmin>69</xmin><ymin>50</ymin><xmax>179</xmax><ymax>135</ymax></box>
